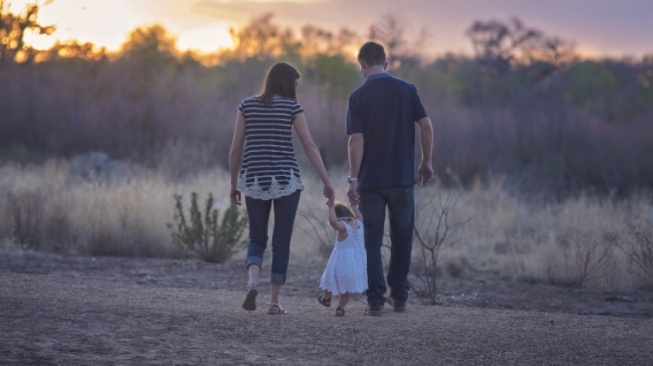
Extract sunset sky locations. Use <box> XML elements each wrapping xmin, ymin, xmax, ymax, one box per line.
<box><xmin>12</xmin><ymin>0</ymin><xmax>653</xmax><ymax>58</ymax></box>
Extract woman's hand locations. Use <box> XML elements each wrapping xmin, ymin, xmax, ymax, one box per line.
<box><xmin>323</xmin><ymin>181</ymin><xmax>335</xmax><ymax>206</ymax></box>
<box><xmin>230</xmin><ymin>188</ymin><xmax>241</xmax><ymax>206</ymax></box>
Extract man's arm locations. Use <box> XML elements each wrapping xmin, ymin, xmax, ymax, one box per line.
<box><xmin>417</xmin><ymin>117</ymin><xmax>434</xmax><ymax>186</ymax></box>
<box><xmin>347</xmin><ymin>133</ymin><xmax>364</xmax><ymax>204</ymax></box>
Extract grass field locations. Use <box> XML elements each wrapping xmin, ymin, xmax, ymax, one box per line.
<box><xmin>1</xmin><ymin>156</ymin><xmax>651</xmax><ymax>292</ymax></box>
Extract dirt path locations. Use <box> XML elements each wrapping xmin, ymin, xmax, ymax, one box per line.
<box><xmin>1</xmin><ymin>252</ymin><xmax>652</xmax><ymax>365</ymax></box>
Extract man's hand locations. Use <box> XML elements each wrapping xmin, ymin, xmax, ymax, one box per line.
<box><xmin>347</xmin><ymin>181</ymin><xmax>359</xmax><ymax>205</ymax></box>
<box><xmin>418</xmin><ymin>162</ymin><xmax>434</xmax><ymax>186</ymax></box>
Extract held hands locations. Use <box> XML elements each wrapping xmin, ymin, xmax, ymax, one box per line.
<box><xmin>326</xmin><ymin>198</ymin><xmax>335</xmax><ymax>208</ymax></box>
<box><xmin>323</xmin><ymin>181</ymin><xmax>335</xmax><ymax>206</ymax></box>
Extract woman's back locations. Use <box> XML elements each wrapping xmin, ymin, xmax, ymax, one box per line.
<box><xmin>237</xmin><ymin>96</ymin><xmax>305</xmax><ymax>200</ymax></box>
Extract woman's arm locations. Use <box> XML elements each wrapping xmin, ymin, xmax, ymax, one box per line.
<box><xmin>293</xmin><ymin>112</ymin><xmax>335</xmax><ymax>205</ymax></box>
<box><xmin>229</xmin><ymin>111</ymin><xmax>246</xmax><ymax>205</ymax></box>
<box><xmin>347</xmin><ymin>133</ymin><xmax>364</xmax><ymax>205</ymax></box>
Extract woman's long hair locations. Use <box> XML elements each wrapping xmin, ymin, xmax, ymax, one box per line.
<box><xmin>258</xmin><ymin>62</ymin><xmax>300</xmax><ymax>106</ymax></box>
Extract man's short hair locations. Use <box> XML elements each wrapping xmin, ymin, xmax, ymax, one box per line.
<box><xmin>358</xmin><ymin>41</ymin><xmax>386</xmax><ymax>66</ymax></box>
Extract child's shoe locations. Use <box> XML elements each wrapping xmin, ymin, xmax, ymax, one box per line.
<box><xmin>317</xmin><ymin>294</ymin><xmax>331</xmax><ymax>307</ymax></box>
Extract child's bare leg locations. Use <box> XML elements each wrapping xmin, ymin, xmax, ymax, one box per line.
<box><xmin>337</xmin><ymin>292</ymin><xmax>351</xmax><ymax>309</ymax></box>
<box><xmin>323</xmin><ymin>290</ymin><xmax>332</xmax><ymax>299</ymax></box>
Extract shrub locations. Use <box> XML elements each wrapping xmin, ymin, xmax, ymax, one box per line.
<box><xmin>167</xmin><ymin>192</ymin><xmax>248</xmax><ymax>263</ymax></box>
<box><xmin>6</xmin><ymin>190</ymin><xmax>44</xmax><ymax>249</ymax></box>
<box><xmin>617</xmin><ymin>220</ymin><xmax>653</xmax><ymax>287</ymax></box>
<box><xmin>297</xmin><ymin>204</ymin><xmax>334</xmax><ymax>260</ymax></box>
<box><xmin>563</xmin><ymin>229</ymin><xmax>615</xmax><ymax>289</ymax></box>
<box><xmin>412</xmin><ymin>187</ymin><xmax>471</xmax><ymax>304</ymax></box>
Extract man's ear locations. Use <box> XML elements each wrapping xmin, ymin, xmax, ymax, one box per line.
<box><xmin>383</xmin><ymin>61</ymin><xmax>388</xmax><ymax>70</ymax></box>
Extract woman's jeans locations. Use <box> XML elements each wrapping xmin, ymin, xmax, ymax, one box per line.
<box><xmin>245</xmin><ymin>190</ymin><xmax>301</xmax><ymax>285</ymax></box>
<box><xmin>359</xmin><ymin>185</ymin><xmax>415</xmax><ymax>308</ymax></box>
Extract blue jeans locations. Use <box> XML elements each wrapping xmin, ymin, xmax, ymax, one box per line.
<box><xmin>245</xmin><ymin>190</ymin><xmax>301</xmax><ymax>285</ymax></box>
<box><xmin>359</xmin><ymin>185</ymin><xmax>415</xmax><ymax>307</ymax></box>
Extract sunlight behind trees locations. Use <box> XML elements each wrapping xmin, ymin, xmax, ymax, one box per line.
<box><xmin>0</xmin><ymin>0</ymin><xmax>54</xmax><ymax>63</ymax></box>
<box><xmin>2</xmin><ymin>1</ymin><xmax>653</xmax><ymax>197</ymax></box>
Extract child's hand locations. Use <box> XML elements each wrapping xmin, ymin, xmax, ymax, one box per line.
<box><xmin>351</xmin><ymin>203</ymin><xmax>363</xmax><ymax>221</ymax></box>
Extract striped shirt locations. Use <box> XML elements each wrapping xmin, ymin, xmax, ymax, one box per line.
<box><xmin>236</xmin><ymin>96</ymin><xmax>305</xmax><ymax>200</ymax></box>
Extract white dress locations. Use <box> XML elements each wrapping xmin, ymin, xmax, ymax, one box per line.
<box><xmin>319</xmin><ymin>220</ymin><xmax>368</xmax><ymax>296</ymax></box>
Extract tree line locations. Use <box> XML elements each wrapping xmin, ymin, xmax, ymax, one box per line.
<box><xmin>2</xmin><ymin>2</ymin><xmax>653</xmax><ymax>198</ymax></box>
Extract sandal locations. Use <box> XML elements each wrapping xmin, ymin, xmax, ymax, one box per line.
<box><xmin>335</xmin><ymin>307</ymin><xmax>345</xmax><ymax>317</ymax></box>
<box><xmin>317</xmin><ymin>294</ymin><xmax>331</xmax><ymax>307</ymax></box>
<box><xmin>242</xmin><ymin>282</ymin><xmax>258</xmax><ymax>311</ymax></box>
<box><xmin>268</xmin><ymin>302</ymin><xmax>287</xmax><ymax>315</ymax></box>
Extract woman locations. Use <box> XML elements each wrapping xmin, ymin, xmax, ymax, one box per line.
<box><xmin>229</xmin><ymin>62</ymin><xmax>335</xmax><ymax>314</ymax></box>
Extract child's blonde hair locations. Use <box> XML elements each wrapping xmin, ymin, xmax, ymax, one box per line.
<box><xmin>334</xmin><ymin>201</ymin><xmax>354</xmax><ymax>220</ymax></box>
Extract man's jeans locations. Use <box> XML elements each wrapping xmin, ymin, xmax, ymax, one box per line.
<box><xmin>360</xmin><ymin>185</ymin><xmax>415</xmax><ymax>307</ymax></box>
<box><xmin>245</xmin><ymin>190</ymin><xmax>301</xmax><ymax>285</ymax></box>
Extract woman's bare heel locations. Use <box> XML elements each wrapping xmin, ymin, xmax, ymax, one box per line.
<box><xmin>268</xmin><ymin>302</ymin><xmax>287</xmax><ymax>315</ymax></box>
<box><xmin>242</xmin><ymin>282</ymin><xmax>258</xmax><ymax>311</ymax></box>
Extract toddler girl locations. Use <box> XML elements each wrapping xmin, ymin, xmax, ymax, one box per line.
<box><xmin>318</xmin><ymin>200</ymin><xmax>367</xmax><ymax>316</ymax></box>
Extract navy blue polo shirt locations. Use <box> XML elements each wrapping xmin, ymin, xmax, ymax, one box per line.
<box><xmin>346</xmin><ymin>72</ymin><xmax>427</xmax><ymax>190</ymax></box>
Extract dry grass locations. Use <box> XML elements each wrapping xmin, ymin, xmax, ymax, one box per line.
<box><xmin>1</xmin><ymin>158</ymin><xmax>652</xmax><ymax>291</ymax></box>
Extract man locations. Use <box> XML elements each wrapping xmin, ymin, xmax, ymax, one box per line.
<box><xmin>346</xmin><ymin>41</ymin><xmax>434</xmax><ymax>316</ymax></box>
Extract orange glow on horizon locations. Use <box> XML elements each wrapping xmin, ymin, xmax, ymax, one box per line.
<box><xmin>7</xmin><ymin>0</ymin><xmax>653</xmax><ymax>60</ymax></box>
<box><xmin>12</xmin><ymin>0</ymin><xmax>237</xmax><ymax>54</ymax></box>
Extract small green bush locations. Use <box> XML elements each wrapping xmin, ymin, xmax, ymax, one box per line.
<box><xmin>6</xmin><ymin>190</ymin><xmax>44</xmax><ymax>250</ymax></box>
<box><xmin>167</xmin><ymin>192</ymin><xmax>248</xmax><ymax>263</ymax></box>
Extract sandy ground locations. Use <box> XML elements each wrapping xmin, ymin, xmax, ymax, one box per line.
<box><xmin>1</xmin><ymin>251</ymin><xmax>652</xmax><ymax>365</ymax></box>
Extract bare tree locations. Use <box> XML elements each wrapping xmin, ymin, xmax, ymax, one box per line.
<box><xmin>616</xmin><ymin>220</ymin><xmax>653</xmax><ymax>284</ymax></box>
<box><xmin>368</xmin><ymin>13</ymin><xmax>407</xmax><ymax>61</ymax></box>
<box><xmin>412</xmin><ymin>188</ymin><xmax>471</xmax><ymax>304</ymax></box>
<box><xmin>368</xmin><ymin>13</ymin><xmax>431</xmax><ymax>69</ymax></box>
<box><xmin>466</xmin><ymin>17</ymin><xmax>575</xmax><ymax>77</ymax></box>
<box><xmin>227</xmin><ymin>13</ymin><xmax>299</xmax><ymax>60</ymax></box>
<box><xmin>564</xmin><ymin>230</ymin><xmax>615</xmax><ymax>289</ymax></box>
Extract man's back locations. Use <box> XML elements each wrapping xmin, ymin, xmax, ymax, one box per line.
<box><xmin>346</xmin><ymin>73</ymin><xmax>427</xmax><ymax>189</ymax></box>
